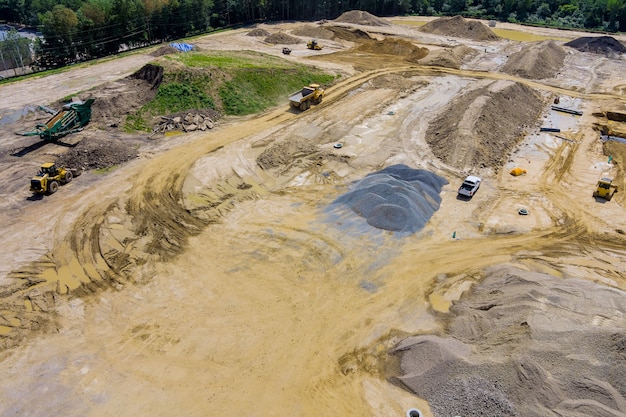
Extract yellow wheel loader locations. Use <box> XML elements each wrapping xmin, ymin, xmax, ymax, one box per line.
<box><xmin>593</xmin><ymin>177</ymin><xmax>618</xmax><ymax>201</ymax></box>
<box><xmin>30</xmin><ymin>162</ymin><xmax>82</xmax><ymax>195</ymax></box>
<box><xmin>307</xmin><ymin>39</ymin><xmax>322</xmax><ymax>50</ymax></box>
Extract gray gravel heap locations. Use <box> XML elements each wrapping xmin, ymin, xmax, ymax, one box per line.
<box><xmin>329</xmin><ymin>164</ymin><xmax>448</xmax><ymax>235</ymax></box>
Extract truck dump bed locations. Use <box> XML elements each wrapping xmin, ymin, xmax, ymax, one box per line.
<box><xmin>289</xmin><ymin>87</ymin><xmax>315</xmax><ymax>104</ymax></box>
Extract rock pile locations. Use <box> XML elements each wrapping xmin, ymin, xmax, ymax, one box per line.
<box><xmin>152</xmin><ymin>111</ymin><xmax>217</xmax><ymax>135</ymax></box>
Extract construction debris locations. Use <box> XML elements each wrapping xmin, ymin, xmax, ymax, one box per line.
<box><xmin>151</xmin><ymin>110</ymin><xmax>218</xmax><ymax>136</ymax></box>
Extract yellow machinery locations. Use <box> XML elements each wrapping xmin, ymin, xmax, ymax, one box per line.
<box><xmin>30</xmin><ymin>162</ymin><xmax>81</xmax><ymax>195</ymax></box>
<box><xmin>288</xmin><ymin>84</ymin><xmax>324</xmax><ymax>111</ymax></box>
<box><xmin>307</xmin><ymin>39</ymin><xmax>322</xmax><ymax>50</ymax></box>
<box><xmin>593</xmin><ymin>177</ymin><xmax>618</xmax><ymax>201</ymax></box>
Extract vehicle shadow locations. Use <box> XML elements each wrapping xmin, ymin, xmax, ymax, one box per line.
<box><xmin>12</xmin><ymin>139</ymin><xmax>79</xmax><ymax>157</ymax></box>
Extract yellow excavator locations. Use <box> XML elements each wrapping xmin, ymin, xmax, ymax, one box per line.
<box><xmin>593</xmin><ymin>177</ymin><xmax>618</xmax><ymax>201</ymax></box>
<box><xmin>30</xmin><ymin>162</ymin><xmax>82</xmax><ymax>195</ymax></box>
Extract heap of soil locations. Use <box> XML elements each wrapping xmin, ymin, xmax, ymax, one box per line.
<box><xmin>247</xmin><ymin>28</ymin><xmax>270</xmax><ymax>37</ymax></box>
<box><xmin>86</xmin><ymin>65</ymin><xmax>165</xmax><ymax>129</ymax></box>
<box><xmin>326</xmin><ymin>26</ymin><xmax>373</xmax><ymax>42</ymax></box>
<box><xmin>364</xmin><ymin>73</ymin><xmax>426</xmax><ymax>90</ymax></box>
<box><xmin>414</xmin><ymin>45</ymin><xmax>476</xmax><ymax>69</ymax></box>
<box><xmin>131</xmin><ymin>63</ymin><xmax>164</xmax><ymax>89</ymax></box>
<box><xmin>264</xmin><ymin>32</ymin><xmax>301</xmax><ymax>44</ymax></box>
<box><xmin>425</xmin><ymin>80</ymin><xmax>544</xmax><ymax>171</ymax></box>
<box><xmin>56</xmin><ymin>136</ymin><xmax>139</xmax><ymax>171</ymax></box>
<box><xmin>291</xmin><ymin>24</ymin><xmax>335</xmax><ymax>40</ymax></box>
<box><xmin>333</xmin><ymin>10</ymin><xmax>390</xmax><ymax>26</ymax></box>
<box><xmin>420</xmin><ymin>15</ymin><xmax>499</xmax><ymax>41</ymax></box>
<box><xmin>150</xmin><ymin>45</ymin><xmax>180</xmax><ymax>57</ymax></box>
<box><xmin>501</xmin><ymin>40</ymin><xmax>566</xmax><ymax>79</ymax></box>
<box><xmin>389</xmin><ymin>266</ymin><xmax>626</xmax><ymax>417</ymax></box>
<box><xmin>357</xmin><ymin>38</ymin><xmax>429</xmax><ymax>60</ymax></box>
<box><xmin>564</xmin><ymin>35</ymin><xmax>626</xmax><ymax>54</ymax></box>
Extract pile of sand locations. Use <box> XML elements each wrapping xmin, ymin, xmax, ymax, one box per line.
<box><xmin>565</xmin><ymin>36</ymin><xmax>626</xmax><ymax>54</ymax></box>
<box><xmin>364</xmin><ymin>73</ymin><xmax>426</xmax><ymax>90</ymax></box>
<box><xmin>264</xmin><ymin>32</ymin><xmax>301</xmax><ymax>44</ymax></box>
<box><xmin>420</xmin><ymin>15</ymin><xmax>499</xmax><ymax>41</ymax></box>
<box><xmin>414</xmin><ymin>45</ymin><xmax>476</xmax><ymax>69</ymax></box>
<box><xmin>501</xmin><ymin>40</ymin><xmax>566</xmax><ymax>79</ymax></box>
<box><xmin>357</xmin><ymin>38</ymin><xmax>429</xmax><ymax>60</ymax></box>
<box><xmin>389</xmin><ymin>265</ymin><xmax>626</xmax><ymax>417</ymax></box>
<box><xmin>425</xmin><ymin>80</ymin><xmax>544</xmax><ymax>171</ymax></box>
<box><xmin>327</xmin><ymin>164</ymin><xmax>448</xmax><ymax>235</ymax></box>
<box><xmin>333</xmin><ymin>10</ymin><xmax>390</xmax><ymax>26</ymax></box>
<box><xmin>291</xmin><ymin>24</ymin><xmax>334</xmax><ymax>40</ymax></box>
<box><xmin>326</xmin><ymin>26</ymin><xmax>373</xmax><ymax>42</ymax></box>
<box><xmin>247</xmin><ymin>28</ymin><xmax>270</xmax><ymax>37</ymax></box>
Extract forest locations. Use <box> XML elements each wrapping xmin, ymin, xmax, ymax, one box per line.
<box><xmin>0</xmin><ymin>0</ymin><xmax>625</xmax><ymax>70</ymax></box>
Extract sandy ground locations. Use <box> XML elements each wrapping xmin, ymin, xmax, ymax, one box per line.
<box><xmin>0</xmin><ymin>16</ymin><xmax>625</xmax><ymax>417</ymax></box>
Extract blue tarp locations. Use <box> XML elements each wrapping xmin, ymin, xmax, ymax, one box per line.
<box><xmin>169</xmin><ymin>43</ymin><xmax>194</xmax><ymax>52</ymax></box>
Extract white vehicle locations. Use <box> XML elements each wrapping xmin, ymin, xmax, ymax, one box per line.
<box><xmin>458</xmin><ymin>175</ymin><xmax>481</xmax><ymax>197</ymax></box>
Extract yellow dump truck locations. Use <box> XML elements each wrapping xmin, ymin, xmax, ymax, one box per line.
<box><xmin>289</xmin><ymin>84</ymin><xmax>324</xmax><ymax>111</ymax></box>
<box><xmin>593</xmin><ymin>177</ymin><xmax>618</xmax><ymax>201</ymax></box>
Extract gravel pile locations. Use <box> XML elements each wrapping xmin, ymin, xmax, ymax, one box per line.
<box><xmin>564</xmin><ymin>35</ymin><xmax>626</xmax><ymax>54</ymax></box>
<box><xmin>328</xmin><ymin>164</ymin><xmax>448</xmax><ymax>235</ymax></box>
<box><xmin>389</xmin><ymin>266</ymin><xmax>626</xmax><ymax>417</ymax></box>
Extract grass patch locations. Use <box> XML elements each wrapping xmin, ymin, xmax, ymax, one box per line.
<box><xmin>220</xmin><ymin>67</ymin><xmax>335</xmax><ymax>116</ymax></box>
<box><xmin>172</xmin><ymin>50</ymin><xmax>295</xmax><ymax>70</ymax></box>
<box><xmin>125</xmin><ymin>50</ymin><xmax>336</xmax><ymax>129</ymax></box>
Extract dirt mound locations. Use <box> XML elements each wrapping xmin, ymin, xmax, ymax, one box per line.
<box><xmin>413</xmin><ymin>45</ymin><xmax>476</xmax><ymax>69</ymax></box>
<box><xmin>333</xmin><ymin>10</ymin><xmax>390</xmax><ymax>26</ymax></box>
<box><xmin>264</xmin><ymin>32</ymin><xmax>301</xmax><ymax>45</ymax></box>
<box><xmin>88</xmin><ymin>80</ymin><xmax>157</xmax><ymax>129</ymax></box>
<box><xmin>415</xmin><ymin>49</ymin><xmax>461</xmax><ymax>69</ymax></box>
<box><xmin>150</xmin><ymin>45</ymin><xmax>180</xmax><ymax>57</ymax></box>
<box><xmin>564</xmin><ymin>35</ymin><xmax>626</xmax><ymax>54</ymax></box>
<box><xmin>326</xmin><ymin>26</ymin><xmax>373</xmax><ymax>42</ymax></box>
<box><xmin>501</xmin><ymin>40</ymin><xmax>566</xmax><ymax>79</ymax></box>
<box><xmin>357</xmin><ymin>38</ymin><xmax>429</xmax><ymax>60</ymax></box>
<box><xmin>131</xmin><ymin>63</ymin><xmax>164</xmax><ymax>89</ymax></box>
<box><xmin>420</xmin><ymin>15</ymin><xmax>499</xmax><ymax>41</ymax></box>
<box><xmin>365</xmin><ymin>73</ymin><xmax>425</xmax><ymax>90</ymax></box>
<box><xmin>425</xmin><ymin>80</ymin><xmax>544</xmax><ymax>171</ymax></box>
<box><xmin>247</xmin><ymin>28</ymin><xmax>270</xmax><ymax>37</ymax></box>
<box><xmin>56</xmin><ymin>136</ymin><xmax>139</xmax><ymax>171</ymax></box>
<box><xmin>291</xmin><ymin>24</ymin><xmax>334</xmax><ymax>40</ymax></box>
<box><xmin>389</xmin><ymin>266</ymin><xmax>626</xmax><ymax>417</ymax></box>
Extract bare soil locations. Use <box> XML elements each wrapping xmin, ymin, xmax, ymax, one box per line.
<box><xmin>0</xmin><ymin>13</ymin><xmax>626</xmax><ymax>417</ymax></box>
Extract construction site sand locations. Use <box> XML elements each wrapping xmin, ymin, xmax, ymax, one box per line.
<box><xmin>0</xmin><ymin>15</ymin><xmax>626</xmax><ymax>417</ymax></box>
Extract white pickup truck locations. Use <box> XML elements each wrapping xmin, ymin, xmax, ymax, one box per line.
<box><xmin>458</xmin><ymin>175</ymin><xmax>481</xmax><ymax>197</ymax></box>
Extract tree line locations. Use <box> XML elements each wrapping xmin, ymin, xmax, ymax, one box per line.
<box><xmin>0</xmin><ymin>0</ymin><xmax>624</xmax><ymax>72</ymax></box>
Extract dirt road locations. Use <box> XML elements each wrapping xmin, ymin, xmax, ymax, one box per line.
<box><xmin>1</xmin><ymin>16</ymin><xmax>625</xmax><ymax>417</ymax></box>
